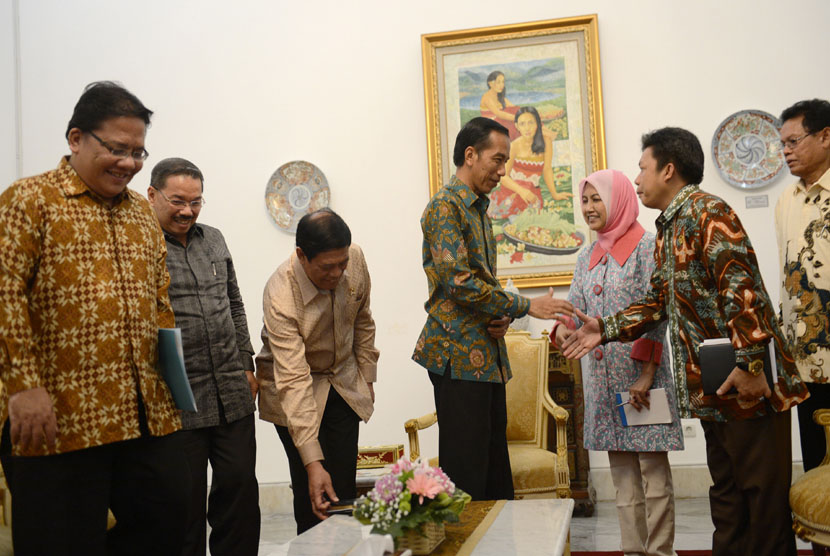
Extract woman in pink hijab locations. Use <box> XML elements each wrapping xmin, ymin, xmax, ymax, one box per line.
<box><xmin>552</xmin><ymin>169</ymin><xmax>684</xmax><ymax>556</ymax></box>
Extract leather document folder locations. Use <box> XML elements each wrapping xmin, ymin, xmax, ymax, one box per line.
<box><xmin>699</xmin><ymin>338</ymin><xmax>776</xmax><ymax>396</ymax></box>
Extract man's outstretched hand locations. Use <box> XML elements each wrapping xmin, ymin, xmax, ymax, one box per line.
<box><xmin>560</xmin><ymin>309</ymin><xmax>602</xmax><ymax>360</ymax></box>
<box><xmin>528</xmin><ymin>288</ymin><xmax>574</xmax><ymax>321</ymax></box>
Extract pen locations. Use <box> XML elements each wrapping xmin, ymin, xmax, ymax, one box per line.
<box><xmin>615</xmin><ymin>400</ymin><xmax>631</xmax><ymax>408</ymax></box>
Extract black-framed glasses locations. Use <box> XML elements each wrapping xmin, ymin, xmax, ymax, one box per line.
<box><xmin>88</xmin><ymin>131</ymin><xmax>149</xmax><ymax>161</ymax></box>
<box><xmin>152</xmin><ymin>186</ymin><xmax>205</xmax><ymax>209</ymax></box>
<box><xmin>780</xmin><ymin>133</ymin><xmax>814</xmax><ymax>150</ymax></box>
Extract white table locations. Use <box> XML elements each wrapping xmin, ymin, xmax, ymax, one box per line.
<box><xmin>264</xmin><ymin>498</ymin><xmax>574</xmax><ymax>556</ymax></box>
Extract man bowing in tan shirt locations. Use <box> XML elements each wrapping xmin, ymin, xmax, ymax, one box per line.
<box><xmin>256</xmin><ymin>208</ymin><xmax>379</xmax><ymax>534</ymax></box>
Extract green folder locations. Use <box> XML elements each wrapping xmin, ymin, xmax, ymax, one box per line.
<box><xmin>157</xmin><ymin>328</ymin><xmax>197</xmax><ymax>412</ymax></box>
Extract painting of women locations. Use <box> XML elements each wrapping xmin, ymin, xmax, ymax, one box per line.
<box><xmin>489</xmin><ymin>106</ymin><xmax>572</xmax><ymax>219</ymax></box>
<box><xmin>479</xmin><ymin>71</ymin><xmax>520</xmax><ymax>139</ymax></box>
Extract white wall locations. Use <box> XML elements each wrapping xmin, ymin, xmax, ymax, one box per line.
<box><xmin>5</xmin><ymin>0</ymin><xmax>829</xmax><ymax>484</ymax></box>
<box><xmin>0</xmin><ymin>0</ymin><xmax>17</xmax><ymax>187</ymax></box>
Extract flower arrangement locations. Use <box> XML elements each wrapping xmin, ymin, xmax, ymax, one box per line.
<box><xmin>353</xmin><ymin>457</ymin><xmax>471</xmax><ymax>538</ymax></box>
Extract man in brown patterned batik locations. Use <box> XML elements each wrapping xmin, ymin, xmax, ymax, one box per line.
<box><xmin>0</xmin><ymin>82</ymin><xmax>190</xmax><ymax>556</ymax></box>
<box><xmin>562</xmin><ymin>127</ymin><xmax>808</xmax><ymax>556</ymax></box>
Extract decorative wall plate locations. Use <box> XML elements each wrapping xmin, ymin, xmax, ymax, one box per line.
<box><xmin>711</xmin><ymin>109</ymin><xmax>785</xmax><ymax>190</ymax></box>
<box><xmin>265</xmin><ymin>161</ymin><xmax>330</xmax><ymax>233</ymax></box>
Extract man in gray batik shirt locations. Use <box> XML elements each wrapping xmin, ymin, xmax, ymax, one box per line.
<box><xmin>148</xmin><ymin>157</ymin><xmax>260</xmax><ymax>556</ymax></box>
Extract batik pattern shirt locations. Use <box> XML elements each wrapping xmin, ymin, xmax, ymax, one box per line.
<box><xmin>0</xmin><ymin>158</ymin><xmax>180</xmax><ymax>455</ymax></box>
<box><xmin>413</xmin><ymin>176</ymin><xmax>530</xmax><ymax>383</ymax></box>
<box><xmin>775</xmin><ymin>168</ymin><xmax>830</xmax><ymax>384</ymax></box>
<box><xmin>600</xmin><ymin>185</ymin><xmax>808</xmax><ymax>422</ymax></box>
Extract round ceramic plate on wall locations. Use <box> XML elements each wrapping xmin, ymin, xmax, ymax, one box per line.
<box><xmin>711</xmin><ymin>109</ymin><xmax>785</xmax><ymax>190</ymax></box>
<box><xmin>265</xmin><ymin>161</ymin><xmax>330</xmax><ymax>234</ymax></box>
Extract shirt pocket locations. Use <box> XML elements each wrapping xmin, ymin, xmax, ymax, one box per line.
<box><xmin>209</xmin><ymin>258</ymin><xmax>228</xmax><ymax>281</ymax></box>
<box><xmin>204</xmin><ymin>259</ymin><xmax>230</xmax><ymax>303</ymax></box>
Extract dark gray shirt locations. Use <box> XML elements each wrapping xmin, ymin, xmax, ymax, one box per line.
<box><xmin>164</xmin><ymin>223</ymin><xmax>255</xmax><ymax>429</ymax></box>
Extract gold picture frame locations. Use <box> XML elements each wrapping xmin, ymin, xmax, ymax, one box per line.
<box><xmin>422</xmin><ymin>15</ymin><xmax>607</xmax><ymax>287</ymax></box>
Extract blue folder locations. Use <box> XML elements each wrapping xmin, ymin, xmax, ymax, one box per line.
<box><xmin>157</xmin><ymin>328</ymin><xmax>197</xmax><ymax>412</ymax></box>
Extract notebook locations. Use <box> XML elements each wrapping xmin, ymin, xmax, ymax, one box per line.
<box><xmin>615</xmin><ymin>388</ymin><xmax>672</xmax><ymax>426</ymax></box>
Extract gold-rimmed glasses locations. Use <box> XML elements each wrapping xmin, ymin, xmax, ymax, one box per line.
<box><xmin>152</xmin><ymin>186</ymin><xmax>205</xmax><ymax>209</ymax></box>
<box><xmin>780</xmin><ymin>133</ymin><xmax>815</xmax><ymax>151</ymax></box>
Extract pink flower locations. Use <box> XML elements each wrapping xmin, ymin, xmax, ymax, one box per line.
<box><xmin>406</xmin><ymin>474</ymin><xmax>442</xmax><ymax>504</ymax></box>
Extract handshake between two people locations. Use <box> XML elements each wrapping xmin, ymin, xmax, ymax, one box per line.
<box><xmin>488</xmin><ymin>288</ymin><xmax>576</xmax><ymax>339</ymax></box>
<box><xmin>552</xmin><ymin>308</ymin><xmax>603</xmax><ymax>361</ymax></box>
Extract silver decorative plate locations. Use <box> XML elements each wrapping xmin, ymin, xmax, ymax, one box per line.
<box><xmin>711</xmin><ymin>109</ymin><xmax>785</xmax><ymax>190</ymax></box>
<box><xmin>265</xmin><ymin>161</ymin><xmax>330</xmax><ymax>234</ymax></box>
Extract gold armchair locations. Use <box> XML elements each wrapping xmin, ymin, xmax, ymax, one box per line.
<box><xmin>790</xmin><ymin>408</ymin><xmax>830</xmax><ymax>553</ymax></box>
<box><xmin>405</xmin><ymin>329</ymin><xmax>571</xmax><ymax>499</ymax></box>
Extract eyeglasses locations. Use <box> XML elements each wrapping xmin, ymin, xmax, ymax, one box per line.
<box><xmin>780</xmin><ymin>133</ymin><xmax>814</xmax><ymax>150</ymax></box>
<box><xmin>88</xmin><ymin>131</ymin><xmax>149</xmax><ymax>161</ymax></box>
<box><xmin>152</xmin><ymin>186</ymin><xmax>205</xmax><ymax>209</ymax></box>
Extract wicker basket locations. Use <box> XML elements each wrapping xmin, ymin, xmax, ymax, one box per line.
<box><xmin>396</xmin><ymin>521</ymin><xmax>445</xmax><ymax>554</ymax></box>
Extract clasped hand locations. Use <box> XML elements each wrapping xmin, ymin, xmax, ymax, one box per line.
<box><xmin>716</xmin><ymin>367</ymin><xmax>771</xmax><ymax>401</ymax></box>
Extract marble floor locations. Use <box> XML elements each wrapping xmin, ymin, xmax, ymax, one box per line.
<box><xmin>569</xmin><ymin>498</ymin><xmax>714</xmax><ymax>551</ymax></box>
<box><xmin>568</xmin><ymin>498</ymin><xmax>812</xmax><ymax>553</ymax></box>
<box><xmin>258</xmin><ymin>497</ymin><xmax>814</xmax><ymax>553</ymax></box>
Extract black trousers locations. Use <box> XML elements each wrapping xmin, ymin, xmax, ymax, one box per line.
<box><xmin>428</xmin><ymin>368</ymin><xmax>514</xmax><ymax>501</ymax></box>
<box><xmin>276</xmin><ymin>387</ymin><xmax>360</xmax><ymax>535</ymax></box>
<box><xmin>797</xmin><ymin>381</ymin><xmax>830</xmax><ymax>472</ymax></box>
<box><xmin>701</xmin><ymin>410</ymin><xmax>795</xmax><ymax>556</ymax></box>
<box><xmin>0</xmin><ymin>419</ymin><xmax>191</xmax><ymax>556</ymax></box>
<box><xmin>178</xmin><ymin>413</ymin><xmax>260</xmax><ymax>556</ymax></box>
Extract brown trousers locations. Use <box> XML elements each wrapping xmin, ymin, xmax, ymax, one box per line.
<box><xmin>701</xmin><ymin>410</ymin><xmax>796</xmax><ymax>556</ymax></box>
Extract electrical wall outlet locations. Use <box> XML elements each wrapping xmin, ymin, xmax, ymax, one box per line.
<box><xmin>683</xmin><ymin>424</ymin><xmax>697</xmax><ymax>438</ymax></box>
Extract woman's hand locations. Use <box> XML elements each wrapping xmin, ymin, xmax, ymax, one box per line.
<box><xmin>554</xmin><ymin>325</ymin><xmax>573</xmax><ymax>348</ymax></box>
<box><xmin>628</xmin><ymin>362</ymin><xmax>656</xmax><ymax>411</ymax></box>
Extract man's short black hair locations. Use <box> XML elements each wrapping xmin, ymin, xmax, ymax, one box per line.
<box><xmin>781</xmin><ymin>99</ymin><xmax>830</xmax><ymax>134</ymax></box>
<box><xmin>150</xmin><ymin>158</ymin><xmax>204</xmax><ymax>190</ymax></box>
<box><xmin>452</xmin><ymin>117</ymin><xmax>509</xmax><ymax>167</ymax></box>
<box><xmin>65</xmin><ymin>81</ymin><xmax>153</xmax><ymax>138</ymax></box>
<box><xmin>641</xmin><ymin>127</ymin><xmax>704</xmax><ymax>185</ymax></box>
<box><xmin>296</xmin><ymin>209</ymin><xmax>351</xmax><ymax>260</ymax></box>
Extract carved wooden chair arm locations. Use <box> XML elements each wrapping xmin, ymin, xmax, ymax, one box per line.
<box><xmin>815</xmin><ymin>408</ymin><xmax>830</xmax><ymax>467</ymax></box>
<box><xmin>405</xmin><ymin>412</ymin><xmax>438</xmax><ymax>462</ymax></box>
<box><xmin>542</xmin><ymin>390</ymin><xmax>571</xmax><ymax>498</ymax></box>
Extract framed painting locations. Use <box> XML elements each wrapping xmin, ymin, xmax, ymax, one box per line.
<box><xmin>422</xmin><ymin>15</ymin><xmax>606</xmax><ymax>287</ymax></box>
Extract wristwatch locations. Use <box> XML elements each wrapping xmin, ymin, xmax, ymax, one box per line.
<box><xmin>738</xmin><ymin>359</ymin><xmax>764</xmax><ymax>376</ymax></box>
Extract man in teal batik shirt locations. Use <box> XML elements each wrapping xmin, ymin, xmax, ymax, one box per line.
<box><xmin>413</xmin><ymin>117</ymin><xmax>573</xmax><ymax>500</ymax></box>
